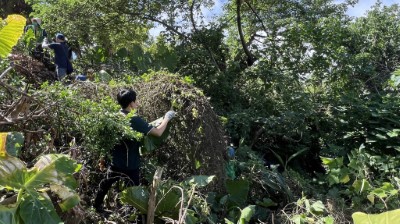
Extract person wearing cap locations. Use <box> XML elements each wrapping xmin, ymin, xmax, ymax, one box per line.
<box><xmin>24</xmin><ymin>18</ymin><xmax>48</xmax><ymax>54</ymax></box>
<box><xmin>24</xmin><ymin>18</ymin><xmax>47</xmax><ymax>43</ymax></box>
<box><xmin>42</xmin><ymin>33</ymin><xmax>73</xmax><ymax>80</ymax></box>
<box><xmin>93</xmin><ymin>89</ymin><xmax>176</xmax><ymax>214</ymax></box>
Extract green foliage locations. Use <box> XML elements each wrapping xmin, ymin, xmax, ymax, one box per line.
<box><xmin>352</xmin><ymin>209</ymin><xmax>400</xmax><ymax>224</ymax></box>
<box><xmin>285</xmin><ymin>197</ymin><xmax>334</xmax><ymax>224</ymax></box>
<box><xmin>322</xmin><ymin>143</ymin><xmax>400</xmax><ymax>212</ymax></box>
<box><xmin>6</xmin><ymin>0</ymin><xmax>400</xmax><ymax>222</ymax></box>
<box><xmin>0</xmin><ymin>154</ymin><xmax>81</xmax><ymax>223</ymax></box>
<box><xmin>224</xmin><ymin>205</ymin><xmax>256</xmax><ymax>224</ymax></box>
<box><xmin>36</xmin><ymin>82</ymin><xmax>141</xmax><ymax>157</ymax></box>
<box><xmin>21</xmin><ymin>29</ymin><xmax>37</xmax><ymax>52</ymax></box>
<box><xmin>0</xmin><ymin>14</ymin><xmax>25</xmax><ymax>59</ymax></box>
<box><xmin>225</xmin><ymin>179</ymin><xmax>249</xmax><ymax>208</ymax></box>
<box><xmin>121</xmin><ymin>175</ymin><xmax>215</xmax><ymax>222</ymax></box>
<box><xmin>4</xmin><ymin>132</ymin><xmax>24</xmax><ymax>157</ymax></box>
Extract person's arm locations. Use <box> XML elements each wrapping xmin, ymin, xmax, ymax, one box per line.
<box><xmin>149</xmin><ymin>118</ymin><xmax>169</xmax><ymax>137</ymax></box>
<box><xmin>42</xmin><ymin>38</ymin><xmax>50</xmax><ymax>48</ymax></box>
<box><xmin>148</xmin><ymin>111</ymin><xmax>175</xmax><ymax>137</ymax></box>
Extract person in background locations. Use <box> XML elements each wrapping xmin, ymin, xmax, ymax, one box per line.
<box><xmin>42</xmin><ymin>33</ymin><xmax>72</xmax><ymax>80</ymax></box>
<box><xmin>93</xmin><ymin>89</ymin><xmax>175</xmax><ymax>213</ymax></box>
<box><xmin>24</xmin><ymin>18</ymin><xmax>47</xmax><ymax>53</ymax></box>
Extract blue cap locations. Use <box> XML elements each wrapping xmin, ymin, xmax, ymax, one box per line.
<box><xmin>56</xmin><ymin>33</ymin><xmax>65</xmax><ymax>40</ymax></box>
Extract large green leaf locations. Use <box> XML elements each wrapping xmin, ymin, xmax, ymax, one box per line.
<box><xmin>120</xmin><ymin>186</ymin><xmax>149</xmax><ymax>214</ymax></box>
<box><xmin>0</xmin><ymin>14</ymin><xmax>26</xmax><ymax>58</ymax></box>
<box><xmin>0</xmin><ymin>156</ymin><xmax>27</xmax><ymax>190</ymax></box>
<box><xmin>155</xmin><ymin>187</ymin><xmax>181</xmax><ymax>219</ymax></box>
<box><xmin>0</xmin><ymin>154</ymin><xmax>80</xmax><ymax>190</ymax></box>
<box><xmin>0</xmin><ymin>205</ymin><xmax>18</xmax><ymax>224</ymax></box>
<box><xmin>19</xmin><ymin>192</ymin><xmax>62</xmax><ymax>224</ymax></box>
<box><xmin>226</xmin><ymin>179</ymin><xmax>250</xmax><ymax>207</ymax></box>
<box><xmin>352</xmin><ymin>209</ymin><xmax>400</xmax><ymax>224</ymax></box>
<box><xmin>0</xmin><ymin>154</ymin><xmax>81</xmax><ymax>223</ymax></box>
<box><xmin>26</xmin><ymin>154</ymin><xmax>81</xmax><ymax>190</ymax></box>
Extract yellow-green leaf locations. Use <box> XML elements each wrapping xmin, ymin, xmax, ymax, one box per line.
<box><xmin>352</xmin><ymin>209</ymin><xmax>400</xmax><ymax>224</ymax></box>
<box><xmin>0</xmin><ymin>133</ymin><xmax>7</xmax><ymax>157</ymax></box>
<box><xmin>0</xmin><ymin>14</ymin><xmax>26</xmax><ymax>58</ymax></box>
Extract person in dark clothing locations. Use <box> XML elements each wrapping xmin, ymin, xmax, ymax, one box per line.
<box><xmin>42</xmin><ymin>33</ymin><xmax>72</xmax><ymax>80</ymax></box>
<box><xmin>93</xmin><ymin>89</ymin><xmax>175</xmax><ymax>213</ymax></box>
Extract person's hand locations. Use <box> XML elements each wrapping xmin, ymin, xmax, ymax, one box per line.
<box><xmin>165</xmin><ymin>110</ymin><xmax>176</xmax><ymax>121</ymax></box>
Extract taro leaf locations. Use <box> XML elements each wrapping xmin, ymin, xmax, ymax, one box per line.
<box><xmin>0</xmin><ymin>154</ymin><xmax>80</xmax><ymax>191</ymax></box>
<box><xmin>0</xmin><ymin>205</ymin><xmax>17</xmax><ymax>224</ymax></box>
<box><xmin>226</xmin><ymin>179</ymin><xmax>249</xmax><ymax>207</ymax></box>
<box><xmin>352</xmin><ymin>209</ymin><xmax>400</xmax><ymax>224</ymax></box>
<box><xmin>0</xmin><ymin>156</ymin><xmax>26</xmax><ymax>190</ymax></box>
<box><xmin>0</xmin><ymin>14</ymin><xmax>26</xmax><ymax>58</ymax></box>
<box><xmin>184</xmin><ymin>175</ymin><xmax>215</xmax><ymax>188</ymax></box>
<box><xmin>27</xmin><ymin>154</ymin><xmax>81</xmax><ymax>190</ymax></box>
<box><xmin>50</xmin><ymin>184</ymin><xmax>80</xmax><ymax>212</ymax></box>
<box><xmin>120</xmin><ymin>186</ymin><xmax>149</xmax><ymax>214</ymax></box>
<box><xmin>238</xmin><ymin>205</ymin><xmax>256</xmax><ymax>224</ymax></box>
<box><xmin>19</xmin><ymin>192</ymin><xmax>62</xmax><ymax>224</ymax></box>
<box><xmin>156</xmin><ymin>187</ymin><xmax>181</xmax><ymax>219</ymax></box>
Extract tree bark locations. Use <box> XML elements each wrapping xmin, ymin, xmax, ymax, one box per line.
<box><xmin>236</xmin><ymin>0</ymin><xmax>256</xmax><ymax>66</ymax></box>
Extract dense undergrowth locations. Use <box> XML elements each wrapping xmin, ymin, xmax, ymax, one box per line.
<box><xmin>2</xmin><ymin>1</ymin><xmax>400</xmax><ymax>223</ymax></box>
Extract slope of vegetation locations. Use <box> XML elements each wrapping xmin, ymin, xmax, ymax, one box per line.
<box><xmin>1</xmin><ymin>0</ymin><xmax>400</xmax><ymax>223</ymax></box>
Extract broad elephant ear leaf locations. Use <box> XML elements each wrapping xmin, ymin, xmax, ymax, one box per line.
<box><xmin>0</xmin><ymin>156</ymin><xmax>27</xmax><ymax>190</ymax></box>
<box><xmin>0</xmin><ymin>205</ymin><xmax>18</xmax><ymax>224</ymax></box>
<box><xmin>19</xmin><ymin>192</ymin><xmax>62</xmax><ymax>224</ymax></box>
<box><xmin>155</xmin><ymin>187</ymin><xmax>181</xmax><ymax>219</ymax></box>
<box><xmin>0</xmin><ymin>14</ymin><xmax>26</xmax><ymax>59</ymax></box>
<box><xmin>121</xmin><ymin>186</ymin><xmax>150</xmax><ymax>214</ymax></box>
<box><xmin>26</xmin><ymin>154</ymin><xmax>81</xmax><ymax>190</ymax></box>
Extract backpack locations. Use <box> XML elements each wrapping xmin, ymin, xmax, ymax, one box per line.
<box><xmin>63</xmin><ymin>43</ymin><xmax>74</xmax><ymax>74</ymax></box>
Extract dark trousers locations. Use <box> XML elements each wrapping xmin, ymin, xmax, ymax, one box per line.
<box><xmin>94</xmin><ymin>166</ymin><xmax>140</xmax><ymax>209</ymax></box>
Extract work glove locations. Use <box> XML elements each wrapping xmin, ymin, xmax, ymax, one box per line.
<box><xmin>165</xmin><ymin>110</ymin><xmax>176</xmax><ymax>121</ymax></box>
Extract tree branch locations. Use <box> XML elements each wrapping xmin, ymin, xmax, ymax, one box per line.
<box><xmin>236</xmin><ymin>0</ymin><xmax>256</xmax><ymax>66</ymax></box>
<box><xmin>244</xmin><ymin>0</ymin><xmax>268</xmax><ymax>33</ymax></box>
